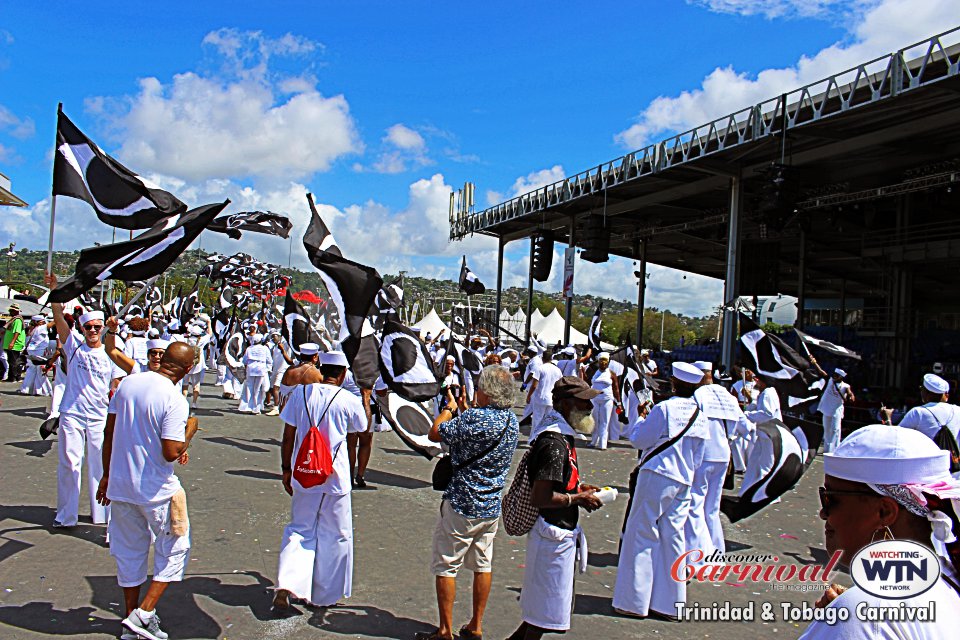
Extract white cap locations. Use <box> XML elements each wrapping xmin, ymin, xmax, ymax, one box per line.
<box><xmin>597</xmin><ymin>351</ymin><xmax>610</xmax><ymax>360</ymax></box>
<box><xmin>167</xmin><ymin>319</ymin><xmax>180</xmax><ymax>331</ymax></box>
<box><xmin>78</xmin><ymin>311</ymin><xmax>105</xmax><ymax>326</ymax></box>
<box><xmin>923</xmin><ymin>373</ymin><xmax>949</xmax><ymax>394</ymax></box>
<box><xmin>445</xmin><ymin>354</ymin><xmax>456</xmax><ymax>362</ymax></box>
<box><xmin>693</xmin><ymin>360</ymin><xmax>712</xmax><ymax>371</ymax></box>
<box><xmin>834</xmin><ymin>368</ymin><xmax>847</xmax><ymax>378</ymax></box>
<box><xmin>250</xmin><ymin>333</ymin><xmax>263</xmax><ymax>344</ymax></box>
<box><xmin>641</xmin><ymin>349</ymin><xmax>651</xmax><ymax>355</ymax></box>
<box><xmin>321</xmin><ymin>350</ymin><xmax>349</xmax><ymax>367</ymax></box>
<box><xmin>824</xmin><ymin>424</ymin><xmax>951</xmax><ymax>485</ymax></box>
<box><xmin>562</xmin><ymin>346</ymin><xmax>576</xmax><ymax>355</ymax></box>
<box><xmin>672</xmin><ymin>362</ymin><xmax>704</xmax><ymax>385</ymax></box>
<box><xmin>299</xmin><ymin>343</ymin><xmax>320</xmax><ymax>356</ymax></box>
<box><xmin>31</xmin><ymin>314</ymin><xmax>46</xmax><ymax>322</ymax></box>
<box><xmin>146</xmin><ymin>339</ymin><xmax>169</xmax><ymax>351</ymax></box>
<box><xmin>147</xmin><ymin>328</ymin><xmax>160</xmax><ymax>339</ymax></box>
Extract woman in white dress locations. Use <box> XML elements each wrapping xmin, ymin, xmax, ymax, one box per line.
<box><xmin>588</xmin><ymin>352</ymin><xmax>620</xmax><ymax>450</ymax></box>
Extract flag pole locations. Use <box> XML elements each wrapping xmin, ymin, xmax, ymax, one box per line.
<box><xmin>46</xmin><ymin>104</ymin><xmax>63</xmax><ymax>278</ymax></box>
<box><xmin>117</xmin><ymin>274</ymin><xmax>161</xmax><ymax>317</ymax></box>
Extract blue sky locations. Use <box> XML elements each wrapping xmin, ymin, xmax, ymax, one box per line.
<box><xmin>1</xmin><ymin>0</ymin><xmax>955</xmax><ymax>315</ymax></box>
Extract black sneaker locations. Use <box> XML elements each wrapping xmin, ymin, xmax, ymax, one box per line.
<box><xmin>354</xmin><ymin>475</ymin><xmax>367</xmax><ymax>489</ymax></box>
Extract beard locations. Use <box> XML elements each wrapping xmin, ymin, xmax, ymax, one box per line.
<box><xmin>567</xmin><ymin>408</ymin><xmax>595</xmax><ymax>435</ymax></box>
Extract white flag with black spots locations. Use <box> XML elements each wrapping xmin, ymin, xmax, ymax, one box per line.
<box><xmin>53</xmin><ymin>106</ymin><xmax>186</xmax><ymax>229</ymax></box>
<box><xmin>49</xmin><ymin>201</ymin><xmax>228</xmax><ymax>303</ymax></box>
<box><xmin>379</xmin><ymin>320</ymin><xmax>440</xmax><ymax>401</ymax></box>
<box><xmin>375</xmin><ymin>393</ymin><xmax>443</xmax><ymax>459</ymax></box>
<box><xmin>207</xmin><ymin>210</ymin><xmax>293</xmax><ymax>239</ymax></box>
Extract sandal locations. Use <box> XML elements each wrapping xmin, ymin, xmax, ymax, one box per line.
<box><xmin>459</xmin><ymin>626</ymin><xmax>482</xmax><ymax>640</ymax></box>
<box><xmin>414</xmin><ymin>630</ymin><xmax>453</xmax><ymax>640</ymax></box>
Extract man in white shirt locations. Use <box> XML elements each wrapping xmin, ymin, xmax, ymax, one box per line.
<box><xmin>273</xmin><ymin>351</ymin><xmax>367</xmax><ymax>611</ymax></box>
<box><xmin>740</xmin><ymin>375</ymin><xmax>783</xmax><ymax>499</ymax></box>
<box><xmin>614</xmin><ymin>362</ymin><xmax>708</xmax><ymax>620</ymax></box>
<box><xmin>526</xmin><ymin>349</ymin><xmax>563</xmax><ymax>430</ymax></box>
<box><xmin>811</xmin><ymin>358</ymin><xmax>855</xmax><ymax>453</ymax></box>
<box><xmin>46</xmin><ymin>275</ymin><xmax>126</xmax><ymax>528</ymax></box>
<box><xmin>19</xmin><ymin>315</ymin><xmax>53</xmax><ymax>396</ymax></box>
<box><xmin>96</xmin><ymin>342</ymin><xmax>197</xmax><ymax>640</ymax></box>
<box><xmin>182</xmin><ymin>323</ymin><xmax>211</xmax><ymax>409</ymax></box>
<box><xmin>265</xmin><ymin>333</ymin><xmax>293</xmax><ymax>416</ymax></box>
<box><xmin>898</xmin><ymin>373</ymin><xmax>960</xmax><ymax>478</ymax></box>
<box><xmin>238</xmin><ymin>333</ymin><xmax>271</xmax><ymax>414</ymax></box>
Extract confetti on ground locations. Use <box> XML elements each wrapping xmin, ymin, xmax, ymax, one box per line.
<box><xmin>779</xmin><ymin>534</ymin><xmax>799</xmax><ymax>540</ymax></box>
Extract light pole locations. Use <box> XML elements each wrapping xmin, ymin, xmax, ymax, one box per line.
<box><xmin>5</xmin><ymin>242</ymin><xmax>15</xmax><ymax>282</ymax></box>
<box><xmin>660</xmin><ymin>309</ymin><xmax>666</xmax><ymax>350</ymax></box>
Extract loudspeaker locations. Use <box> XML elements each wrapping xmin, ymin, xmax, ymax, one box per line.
<box><xmin>531</xmin><ymin>231</ymin><xmax>554</xmax><ymax>282</ymax></box>
<box><xmin>580</xmin><ymin>215</ymin><xmax>609</xmax><ymax>264</ymax></box>
<box><xmin>740</xmin><ymin>240</ymin><xmax>780</xmax><ymax>295</ymax></box>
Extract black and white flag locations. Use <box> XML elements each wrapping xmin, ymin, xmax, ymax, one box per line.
<box><xmin>442</xmin><ymin>333</ymin><xmax>483</xmax><ymax>387</ymax></box>
<box><xmin>375</xmin><ymin>393</ymin><xmax>444</xmax><ymax>460</ymax></box>
<box><xmin>794</xmin><ymin>328</ymin><xmax>861</xmax><ymax>361</ymax></box>
<box><xmin>179</xmin><ymin>278</ymin><xmax>201</xmax><ymax>325</ymax></box>
<box><xmin>720</xmin><ymin>417</ymin><xmax>822</xmax><ymax>522</ymax></box>
<box><xmin>458</xmin><ymin>257</ymin><xmax>485</xmax><ymax>296</ymax></box>
<box><xmin>52</xmin><ymin>106</ymin><xmax>186</xmax><ymax>229</ymax></box>
<box><xmin>379</xmin><ymin>320</ymin><xmax>440</xmax><ymax>401</ymax></box>
<box><xmin>218</xmin><ymin>285</ymin><xmax>235</xmax><ymax>310</ymax></box>
<box><xmin>49</xmin><ymin>201</ymin><xmax>228</xmax><ymax>303</ymax></box>
<box><xmin>588</xmin><ymin>302</ymin><xmax>603</xmax><ymax>351</ymax></box>
<box><xmin>303</xmin><ymin>193</ymin><xmax>382</xmax><ymax>362</ymax></box>
<box><xmin>208</xmin><ymin>210</ymin><xmax>293</xmax><ymax>240</ymax></box>
<box><xmin>282</xmin><ymin>289</ymin><xmax>321</xmax><ymax>356</ymax></box>
<box><xmin>739</xmin><ymin>314</ymin><xmax>819</xmax><ymax>398</ymax></box>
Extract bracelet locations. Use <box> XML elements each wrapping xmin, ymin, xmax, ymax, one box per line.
<box><xmin>564</xmin><ymin>493</ymin><xmax>572</xmax><ymax>507</ymax></box>
<box><xmin>108</xmin><ymin>330</ymin><xmax>119</xmax><ymax>336</ymax></box>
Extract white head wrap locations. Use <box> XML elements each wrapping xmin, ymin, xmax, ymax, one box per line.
<box><xmin>78</xmin><ymin>311</ymin><xmax>105</xmax><ymax>326</ymax></box>
<box><xmin>672</xmin><ymin>362</ymin><xmax>704</xmax><ymax>384</ymax></box>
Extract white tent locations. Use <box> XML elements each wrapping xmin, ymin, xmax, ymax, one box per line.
<box><xmin>412</xmin><ymin>308</ymin><xmax>450</xmax><ymax>339</ymax></box>
<box><xmin>530</xmin><ymin>308</ymin><xmax>546</xmax><ymax>333</ymax></box>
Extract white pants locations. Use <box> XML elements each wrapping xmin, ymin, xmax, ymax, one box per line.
<box><xmin>590</xmin><ymin>394</ymin><xmax>614</xmax><ymax>449</ymax></box>
<box><xmin>216</xmin><ymin>364</ymin><xmax>228</xmax><ymax>386</ymax></box>
<box><xmin>613</xmin><ymin>469</ymin><xmax>690</xmax><ymax>617</ymax></box>
<box><xmin>684</xmin><ymin>460</ymin><xmax>728</xmax><ymax>559</ymax></box>
<box><xmin>238</xmin><ymin>375</ymin><xmax>268</xmax><ymax>413</ymax></box>
<box><xmin>20</xmin><ymin>362</ymin><xmax>52</xmax><ymax>396</ymax></box>
<box><xmin>57</xmin><ymin>414</ymin><xmax>110</xmax><ymax>526</ymax></box>
<box><xmin>822</xmin><ymin>413</ymin><xmax>842</xmax><ymax>453</ymax></box>
<box><xmin>519</xmin><ymin>517</ymin><xmax>585</xmax><ymax>631</ymax></box>
<box><xmin>276</xmin><ymin>490</ymin><xmax>353</xmax><ymax>606</ymax></box>
<box><xmin>531</xmin><ymin>401</ymin><xmax>551</xmax><ymax>432</ymax></box>
<box><xmin>730</xmin><ymin>432</ymin><xmax>752</xmax><ymax>472</ymax></box>
<box><xmin>108</xmin><ymin>500</ymin><xmax>191</xmax><ymax>587</ymax></box>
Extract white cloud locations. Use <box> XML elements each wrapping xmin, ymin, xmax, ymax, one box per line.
<box><xmin>687</xmin><ymin>0</ymin><xmax>860</xmax><ymax>19</ymax></box>
<box><xmin>507</xmin><ymin>165</ymin><xmax>567</xmax><ymax>198</ymax></box>
<box><xmin>618</xmin><ymin>0</ymin><xmax>957</xmax><ymax>148</ymax></box>
<box><xmin>367</xmin><ymin>123</ymin><xmax>434</xmax><ymax>174</ymax></box>
<box><xmin>0</xmin><ymin>104</ymin><xmax>35</xmax><ymax>139</ymax></box>
<box><xmin>88</xmin><ymin>29</ymin><xmax>361</xmax><ymax>182</ymax></box>
<box><xmin>384</xmin><ymin>124</ymin><xmax>425</xmax><ymax>151</ymax></box>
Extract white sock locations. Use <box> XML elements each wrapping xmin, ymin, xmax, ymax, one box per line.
<box><xmin>136</xmin><ymin>608</ymin><xmax>155</xmax><ymax>619</ymax></box>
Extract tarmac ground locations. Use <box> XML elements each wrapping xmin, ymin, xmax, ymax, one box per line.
<box><xmin>0</xmin><ymin>377</ymin><xmax>839</xmax><ymax>639</ymax></box>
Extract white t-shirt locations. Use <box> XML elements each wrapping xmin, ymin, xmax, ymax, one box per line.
<box><xmin>280</xmin><ymin>383</ymin><xmax>367</xmax><ymax>495</ymax></box>
<box><xmin>556</xmin><ymin>357</ymin><xmax>579</xmax><ymax>377</ymax></box>
<box><xmin>123</xmin><ymin>336</ymin><xmax>149</xmax><ymax>368</ymax></box>
<box><xmin>186</xmin><ymin>334</ymin><xmax>211</xmax><ymax>375</ymax></box>
<box><xmin>746</xmin><ymin>387</ymin><xmax>782</xmax><ymax>422</ymax></box>
<box><xmin>626</xmin><ymin>395</ymin><xmax>709</xmax><ymax>485</ymax></box>
<box><xmin>732</xmin><ymin>379</ymin><xmax>756</xmax><ymax>404</ymax></box>
<box><xmin>60</xmin><ymin>333</ymin><xmax>122</xmax><ymax>424</ymax></box>
<box><xmin>25</xmin><ymin>326</ymin><xmax>49</xmax><ymax>358</ymax></box>
<box><xmin>242</xmin><ymin>343</ymin><xmax>272</xmax><ymax>377</ymax></box>
<box><xmin>899</xmin><ymin>402</ymin><xmax>960</xmax><ymax>442</ymax></box>
<box><xmin>817</xmin><ymin>378</ymin><xmax>850</xmax><ymax>417</ymax></box>
<box><xmin>106</xmin><ymin>371</ymin><xmax>188</xmax><ymax>505</ymax></box>
<box><xmin>532</xmin><ymin>361</ymin><xmax>563</xmax><ymax>406</ymax></box>
<box><xmin>341</xmin><ymin>370</ymin><xmax>362</xmax><ymax>398</ymax></box>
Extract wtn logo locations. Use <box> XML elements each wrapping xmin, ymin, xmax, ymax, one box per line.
<box><xmin>851</xmin><ymin>540</ymin><xmax>940</xmax><ymax>599</ymax></box>
<box><xmin>860</xmin><ymin>559</ymin><xmax>927</xmax><ymax>583</ymax></box>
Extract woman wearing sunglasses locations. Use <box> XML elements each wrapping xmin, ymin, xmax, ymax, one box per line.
<box><xmin>799</xmin><ymin>425</ymin><xmax>960</xmax><ymax>639</ymax></box>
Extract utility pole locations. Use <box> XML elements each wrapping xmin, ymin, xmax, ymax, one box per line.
<box><xmin>660</xmin><ymin>309</ymin><xmax>666</xmax><ymax>350</ymax></box>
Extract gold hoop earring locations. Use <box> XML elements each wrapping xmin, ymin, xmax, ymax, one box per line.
<box><xmin>871</xmin><ymin>526</ymin><xmax>895</xmax><ymax>542</ymax></box>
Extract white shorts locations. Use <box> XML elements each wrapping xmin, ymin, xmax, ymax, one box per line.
<box><xmin>183</xmin><ymin>372</ymin><xmax>204</xmax><ymax>388</ymax></box>
<box><xmin>108</xmin><ymin>500</ymin><xmax>191</xmax><ymax>587</ymax></box>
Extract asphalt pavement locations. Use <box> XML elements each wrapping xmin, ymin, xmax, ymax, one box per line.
<box><xmin>0</xmin><ymin>377</ymin><xmax>837</xmax><ymax>639</ymax></box>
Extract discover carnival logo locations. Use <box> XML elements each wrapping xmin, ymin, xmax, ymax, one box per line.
<box><xmin>850</xmin><ymin>540</ymin><xmax>941</xmax><ymax>599</ymax></box>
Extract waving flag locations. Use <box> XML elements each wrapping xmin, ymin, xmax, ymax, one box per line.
<box><xmin>207</xmin><ymin>210</ymin><xmax>293</xmax><ymax>239</ymax></box>
<box><xmin>720</xmin><ymin>417</ymin><xmax>823</xmax><ymax>522</ymax></box>
<box><xmin>49</xmin><ymin>201</ymin><xmax>228</xmax><ymax>303</ymax></box>
<box><xmin>379</xmin><ymin>320</ymin><xmax>439</xmax><ymax>401</ymax></box>
<box><xmin>371</xmin><ymin>274</ymin><xmax>404</xmax><ymax>330</ymax></box>
<box><xmin>739</xmin><ymin>314</ymin><xmax>819</xmax><ymax>398</ymax></box>
<box><xmin>588</xmin><ymin>302</ymin><xmax>603</xmax><ymax>351</ymax></box>
<box><xmin>303</xmin><ymin>192</ymin><xmax>382</xmax><ymax>362</ymax></box>
<box><xmin>282</xmin><ymin>289</ymin><xmax>322</xmax><ymax>356</ymax></box>
<box><xmin>52</xmin><ymin>106</ymin><xmax>186</xmax><ymax>229</ymax></box>
<box><xmin>458</xmin><ymin>257</ymin><xmax>485</xmax><ymax>296</ymax></box>
<box><xmin>794</xmin><ymin>328</ymin><xmax>861</xmax><ymax>361</ymax></box>
<box><xmin>375</xmin><ymin>393</ymin><xmax>444</xmax><ymax>459</ymax></box>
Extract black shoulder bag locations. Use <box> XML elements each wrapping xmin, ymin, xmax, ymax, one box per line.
<box><xmin>926</xmin><ymin>407</ymin><xmax>960</xmax><ymax>474</ymax></box>
<box><xmin>432</xmin><ymin>413</ymin><xmax>510</xmax><ymax>491</ymax></box>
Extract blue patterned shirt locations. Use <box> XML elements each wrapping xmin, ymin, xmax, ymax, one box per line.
<box><xmin>438</xmin><ymin>406</ymin><xmax>520</xmax><ymax>519</ymax></box>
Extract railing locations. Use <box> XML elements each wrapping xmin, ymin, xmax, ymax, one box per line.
<box><xmin>450</xmin><ymin>26</ymin><xmax>960</xmax><ymax>240</ymax></box>
<box><xmin>863</xmin><ymin>218</ymin><xmax>960</xmax><ymax>252</ymax></box>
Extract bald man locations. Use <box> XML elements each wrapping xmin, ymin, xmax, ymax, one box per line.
<box><xmin>97</xmin><ymin>341</ymin><xmax>199</xmax><ymax>640</ymax></box>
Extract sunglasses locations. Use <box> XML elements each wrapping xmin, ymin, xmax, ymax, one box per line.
<box><xmin>83</xmin><ymin>324</ymin><xmax>104</xmax><ymax>331</ymax></box>
<box><xmin>818</xmin><ymin>486</ymin><xmax>879</xmax><ymax>515</ymax></box>
<box><xmin>148</xmin><ymin>350</ymin><xmax>165</xmax><ymax>358</ymax></box>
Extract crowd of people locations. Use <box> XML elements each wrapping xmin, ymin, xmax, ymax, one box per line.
<box><xmin>4</xmin><ymin>288</ymin><xmax>960</xmax><ymax>640</ymax></box>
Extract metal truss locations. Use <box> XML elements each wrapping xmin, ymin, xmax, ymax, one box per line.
<box><xmin>796</xmin><ymin>170</ymin><xmax>959</xmax><ymax>211</ymax></box>
<box><xmin>450</xmin><ymin>26</ymin><xmax>960</xmax><ymax>241</ymax></box>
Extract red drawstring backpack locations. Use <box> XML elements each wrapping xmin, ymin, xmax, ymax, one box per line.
<box><xmin>292</xmin><ymin>387</ymin><xmax>343</xmax><ymax>489</ymax></box>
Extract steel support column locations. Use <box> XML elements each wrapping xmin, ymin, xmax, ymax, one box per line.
<box><xmin>563</xmin><ymin>217</ymin><xmax>576</xmax><ymax>345</ymax></box>
<box><xmin>494</xmin><ymin>237</ymin><xmax>505</xmax><ymax>339</ymax></box>
<box><xmin>796</xmin><ymin>230</ymin><xmax>806</xmax><ymax>330</ymax></box>
<box><xmin>839</xmin><ymin>278</ymin><xmax>847</xmax><ymax>343</ymax></box>
<box><xmin>636</xmin><ymin>239</ymin><xmax>647</xmax><ymax>346</ymax></box>
<box><xmin>721</xmin><ymin>174</ymin><xmax>743</xmax><ymax>372</ymax></box>
<box><xmin>525</xmin><ymin>236</ymin><xmax>535</xmax><ymax>343</ymax></box>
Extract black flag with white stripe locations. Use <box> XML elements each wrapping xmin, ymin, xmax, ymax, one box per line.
<box><xmin>208</xmin><ymin>210</ymin><xmax>293</xmax><ymax>240</ymax></box>
<box><xmin>794</xmin><ymin>328</ymin><xmax>861</xmax><ymax>361</ymax></box>
<box><xmin>49</xmin><ymin>201</ymin><xmax>228</xmax><ymax>303</ymax></box>
<box><xmin>303</xmin><ymin>193</ymin><xmax>382</xmax><ymax>362</ymax></box>
<box><xmin>720</xmin><ymin>418</ymin><xmax>822</xmax><ymax>522</ymax></box>
<box><xmin>370</xmin><ymin>274</ymin><xmax>404</xmax><ymax>331</ymax></box>
<box><xmin>458</xmin><ymin>257</ymin><xmax>485</xmax><ymax>296</ymax></box>
<box><xmin>739</xmin><ymin>314</ymin><xmax>819</xmax><ymax>398</ymax></box>
<box><xmin>588</xmin><ymin>302</ymin><xmax>603</xmax><ymax>351</ymax></box>
<box><xmin>282</xmin><ymin>289</ymin><xmax>321</xmax><ymax>356</ymax></box>
<box><xmin>379</xmin><ymin>319</ymin><xmax>440</xmax><ymax>401</ymax></box>
<box><xmin>52</xmin><ymin>107</ymin><xmax>186</xmax><ymax>229</ymax></box>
